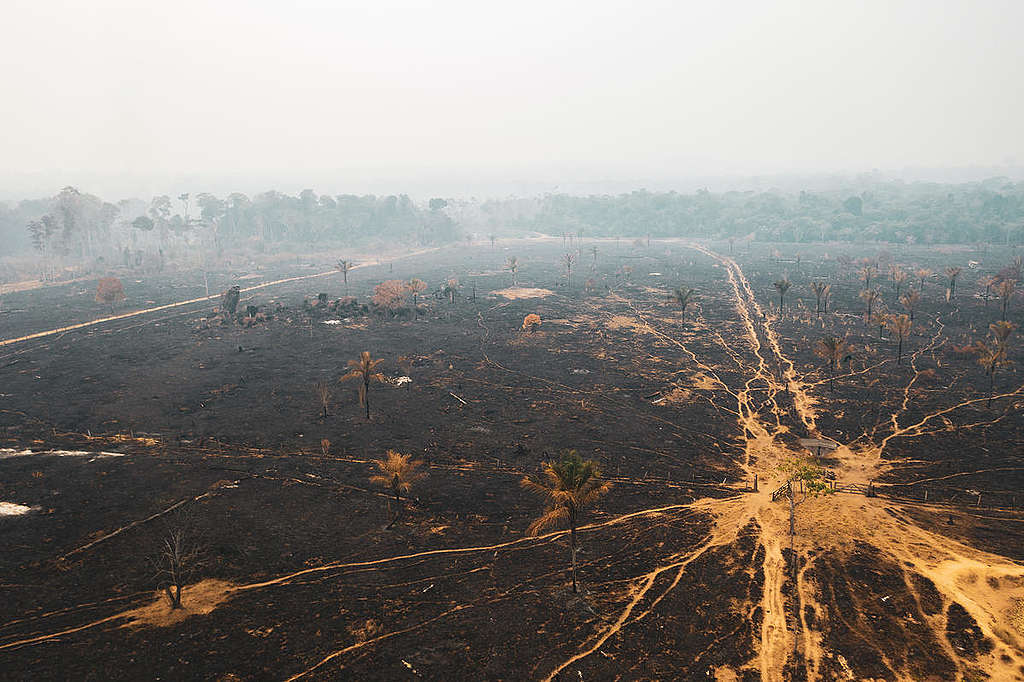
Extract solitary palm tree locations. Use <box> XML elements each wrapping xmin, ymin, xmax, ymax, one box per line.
<box><xmin>521</xmin><ymin>450</ymin><xmax>612</xmax><ymax>594</ymax></box>
<box><xmin>773</xmin><ymin>278</ymin><xmax>792</xmax><ymax>312</ymax></box>
<box><xmin>915</xmin><ymin>268</ymin><xmax>931</xmax><ymax>292</ymax></box>
<box><xmin>860</xmin><ymin>288</ymin><xmax>881</xmax><ymax>321</ymax></box>
<box><xmin>336</xmin><ymin>260</ymin><xmax>352</xmax><ymax>295</ymax></box>
<box><xmin>997</xmin><ymin>279</ymin><xmax>1016</xmax><ymax>321</ymax></box>
<box><xmin>892</xmin><ymin>268</ymin><xmax>907</xmax><ymax>297</ymax></box>
<box><xmin>505</xmin><ymin>257</ymin><xmax>519</xmax><ymax>286</ymax></box>
<box><xmin>814</xmin><ymin>335</ymin><xmax>849</xmax><ymax>391</ymax></box>
<box><xmin>900</xmin><ymin>290</ymin><xmax>921</xmax><ymax>321</ymax></box>
<box><xmin>370</xmin><ymin>450</ymin><xmax>427</xmax><ymax>529</ymax></box>
<box><xmin>340</xmin><ymin>351</ymin><xmax>386</xmax><ymax>420</ymax></box>
<box><xmin>810</xmin><ymin>281</ymin><xmax>830</xmax><ymax>317</ymax></box>
<box><xmin>671</xmin><ymin>287</ymin><xmax>696</xmax><ymax>320</ymax></box>
<box><xmin>562</xmin><ymin>253</ymin><xmax>576</xmax><ymax>289</ymax></box>
<box><xmin>859</xmin><ymin>264</ymin><xmax>877</xmax><ymax>290</ymax></box>
<box><xmin>972</xmin><ymin>323</ymin><xmax>1014</xmax><ymax>407</ymax></box>
<box><xmin>945</xmin><ymin>266</ymin><xmax>962</xmax><ymax>300</ymax></box>
<box><xmin>886</xmin><ymin>314</ymin><xmax>912</xmax><ymax>364</ymax></box>
<box><xmin>871</xmin><ymin>309</ymin><xmax>890</xmax><ymax>340</ymax></box>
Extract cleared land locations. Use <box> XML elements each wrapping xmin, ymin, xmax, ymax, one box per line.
<box><xmin>1</xmin><ymin>239</ymin><xmax>1022</xmax><ymax>680</ymax></box>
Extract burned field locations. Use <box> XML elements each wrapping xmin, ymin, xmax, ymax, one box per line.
<box><xmin>1</xmin><ymin>239</ymin><xmax>1023</xmax><ymax>680</ymax></box>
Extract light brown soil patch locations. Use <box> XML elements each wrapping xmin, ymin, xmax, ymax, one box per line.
<box><xmin>121</xmin><ymin>579</ymin><xmax>236</xmax><ymax>628</ymax></box>
<box><xmin>492</xmin><ymin>287</ymin><xmax>553</xmax><ymax>300</ymax></box>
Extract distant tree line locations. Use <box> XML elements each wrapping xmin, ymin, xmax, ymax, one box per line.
<box><xmin>466</xmin><ymin>178</ymin><xmax>1024</xmax><ymax>244</ymax></box>
<box><xmin>2</xmin><ymin>179</ymin><xmax>1023</xmax><ymax>267</ymax></box>
<box><xmin>0</xmin><ymin>187</ymin><xmax>460</xmax><ymax>264</ymax></box>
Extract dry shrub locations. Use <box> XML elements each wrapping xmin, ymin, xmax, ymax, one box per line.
<box><xmin>95</xmin><ymin>277</ymin><xmax>126</xmax><ymax>310</ymax></box>
<box><xmin>372</xmin><ymin>279</ymin><xmax>410</xmax><ymax>315</ymax></box>
<box><xmin>522</xmin><ymin>313</ymin><xmax>541</xmax><ymax>332</ymax></box>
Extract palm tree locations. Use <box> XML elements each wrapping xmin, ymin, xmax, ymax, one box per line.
<box><xmin>991</xmin><ymin>319</ymin><xmax>1016</xmax><ymax>349</ymax></box>
<box><xmin>871</xmin><ymin>309</ymin><xmax>890</xmax><ymax>340</ymax></box>
<box><xmin>407</xmin><ymin>278</ymin><xmax>427</xmax><ymax>306</ymax></box>
<box><xmin>945</xmin><ymin>266</ymin><xmax>962</xmax><ymax>300</ymax></box>
<box><xmin>443</xmin><ymin>278</ymin><xmax>459</xmax><ymax>304</ymax></box>
<box><xmin>810</xmin><ymin>281</ymin><xmax>830</xmax><ymax>317</ymax></box>
<box><xmin>997</xmin><ymin>279</ymin><xmax>1016</xmax><ymax>321</ymax></box>
<box><xmin>971</xmin><ymin>323</ymin><xmax>1014</xmax><ymax>407</ymax></box>
<box><xmin>313</xmin><ymin>380</ymin><xmax>331</xmax><ymax>418</ymax></box>
<box><xmin>886</xmin><ymin>314</ymin><xmax>912</xmax><ymax>364</ymax></box>
<box><xmin>370</xmin><ymin>450</ymin><xmax>427</xmax><ymax>529</ymax></box>
<box><xmin>336</xmin><ymin>260</ymin><xmax>352</xmax><ymax>295</ymax></box>
<box><xmin>814</xmin><ymin>335</ymin><xmax>849</xmax><ymax>391</ymax></box>
<box><xmin>521</xmin><ymin>450</ymin><xmax>612</xmax><ymax>594</ymax></box>
<box><xmin>899</xmin><ymin>290</ymin><xmax>921</xmax><ymax>321</ymax></box>
<box><xmin>340</xmin><ymin>351</ymin><xmax>385</xmax><ymax>419</ymax></box>
<box><xmin>671</xmin><ymin>287</ymin><xmax>696</xmax><ymax>320</ymax></box>
<box><xmin>915</xmin><ymin>268</ymin><xmax>931</xmax><ymax>292</ymax></box>
<box><xmin>892</xmin><ymin>268</ymin><xmax>907</xmax><ymax>297</ymax></box>
<box><xmin>773</xmin><ymin>278</ymin><xmax>792</xmax><ymax>312</ymax></box>
<box><xmin>859</xmin><ymin>288</ymin><xmax>881</xmax><ymax>321</ymax></box>
<box><xmin>505</xmin><ymin>257</ymin><xmax>519</xmax><ymax>286</ymax></box>
<box><xmin>562</xmin><ymin>253</ymin><xmax>576</xmax><ymax>289</ymax></box>
<box><xmin>858</xmin><ymin>264</ymin><xmax>877</xmax><ymax>290</ymax></box>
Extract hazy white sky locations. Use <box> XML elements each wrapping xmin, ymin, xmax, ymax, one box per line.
<box><xmin>2</xmin><ymin>0</ymin><xmax>1023</xmax><ymax>196</ymax></box>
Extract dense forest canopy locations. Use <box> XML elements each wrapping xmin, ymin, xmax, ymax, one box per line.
<box><xmin>2</xmin><ymin>179</ymin><xmax>1022</xmax><ymax>269</ymax></box>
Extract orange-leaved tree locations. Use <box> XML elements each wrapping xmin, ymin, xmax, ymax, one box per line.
<box><xmin>522</xmin><ymin>313</ymin><xmax>541</xmax><ymax>333</ymax></box>
<box><xmin>370</xmin><ymin>450</ymin><xmax>427</xmax><ymax>529</ymax></box>
<box><xmin>95</xmin><ymin>277</ymin><xmax>126</xmax><ymax>313</ymax></box>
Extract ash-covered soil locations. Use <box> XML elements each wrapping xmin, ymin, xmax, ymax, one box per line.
<box><xmin>1</xmin><ymin>239</ymin><xmax>1022</xmax><ymax>680</ymax></box>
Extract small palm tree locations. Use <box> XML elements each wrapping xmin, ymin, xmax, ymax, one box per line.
<box><xmin>858</xmin><ymin>264</ymin><xmax>877</xmax><ymax>290</ymax></box>
<box><xmin>886</xmin><ymin>314</ymin><xmax>912</xmax><ymax>364</ymax></box>
<box><xmin>443</xmin><ymin>278</ymin><xmax>459</xmax><ymax>304</ymax></box>
<box><xmin>997</xmin><ymin>279</ymin><xmax>1016</xmax><ymax>321</ymax></box>
<box><xmin>407</xmin><ymin>278</ymin><xmax>427</xmax><ymax>306</ymax></box>
<box><xmin>505</xmin><ymin>257</ymin><xmax>519</xmax><ymax>286</ymax></box>
<box><xmin>562</xmin><ymin>253</ymin><xmax>576</xmax><ymax>289</ymax></box>
<box><xmin>971</xmin><ymin>322</ymin><xmax>1015</xmax><ymax>407</ymax></box>
<box><xmin>370</xmin><ymin>450</ymin><xmax>427</xmax><ymax>529</ymax></box>
<box><xmin>313</xmin><ymin>380</ymin><xmax>331</xmax><ymax>418</ymax></box>
<box><xmin>773</xmin><ymin>278</ymin><xmax>792</xmax><ymax>312</ymax></box>
<box><xmin>814</xmin><ymin>335</ymin><xmax>849</xmax><ymax>391</ymax></box>
<box><xmin>892</xmin><ymin>268</ymin><xmax>907</xmax><ymax>297</ymax></box>
<box><xmin>871</xmin><ymin>309</ymin><xmax>890</xmax><ymax>340</ymax></box>
<box><xmin>671</xmin><ymin>287</ymin><xmax>696</xmax><ymax>320</ymax></box>
<box><xmin>340</xmin><ymin>351</ymin><xmax>386</xmax><ymax>420</ymax></box>
<box><xmin>915</xmin><ymin>268</ymin><xmax>931</xmax><ymax>292</ymax></box>
<box><xmin>521</xmin><ymin>450</ymin><xmax>612</xmax><ymax>594</ymax></box>
<box><xmin>859</xmin><ymin>288</ymin><xmax>881</xmax><ymax>321</ymax></box>
<box><xmin>336</xmin><ymin>260</ymin><xmax>352</xmax><ymax>295</ymax></box>
<box><xmin>899</xmin><ymin>290</ymin><xmax>921</xmax><ymax>321</ymax></box>
<box><xmin>810</xmin><ymin>281</ymin><xmax>830</xmax><ymax>317</ymax></box>
<box><xmin>945</xmin><ymin>266</ymin><xmax>962</xmax><ymax>300</ymax></box>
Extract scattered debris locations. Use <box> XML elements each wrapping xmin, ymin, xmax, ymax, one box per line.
<box><xmin>0</xmin><ymin>502</ymin><xmax>34</xmax><ymax>516</ymax></box>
